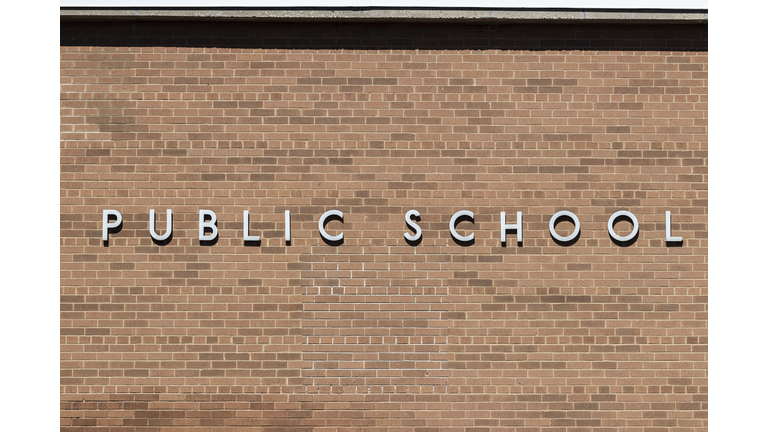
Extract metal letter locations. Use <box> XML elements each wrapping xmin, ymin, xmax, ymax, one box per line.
<box><xmin>243</xmin><ymin>210</ymin><xmax>259</xmax><ymax>242</ymax></box>
<box><xmin>319</xmin><ymin>210</ymin><xmax>343</xmax><ymax>242</ymax></box>
<box><xmin>285</xmin><ymin>210</ymin><xmax>291</xmax><ymax>243</ymax></box>
<box><xmin>149</xmin><ymin>209</ymin><xmax>172</xmax><ymax>241</ymax></box>
<box><xmin>549</xmin><ymin>211</ymin><xmax>580</xmax><ymax>243</ymax></box>
<box><xmin>404</xmin><ymin>209</ymin><xmax>422</xmax><ymax>242</ymax></box>
<box><xmin>199</xmin><ymin>210</ymin><xmax>217</xmax><ymax>242</ymax></box>
<box><xmin>500</xmin><ymin>211</ymin><xmax>522</xmax><ymax>246</ymax></box>
<box><xmin>607</xmin><ymin>210</ymin><xmax>639</xmax><ymax>242</ymax></box>
<box><xmin>666</xmin><ymin>211</ymin><xmax>683</xmax><ymax>242</ymax></box>
<box><xmin>449</xmin><ymin>210</ymin><xmax>474</xmax><ymax>242</ymax></box>
<box><xmin>102</xmin><ymin>209</ymin><xmax>122</xmax><ymax>242</ymax></box>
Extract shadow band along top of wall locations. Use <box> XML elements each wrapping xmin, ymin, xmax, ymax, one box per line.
<box><xmin>101</xmin><ymin>208</ymin><xmax>684</xmax><ymax>247</ymax></box>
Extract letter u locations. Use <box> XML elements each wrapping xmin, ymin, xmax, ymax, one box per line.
<box><xmin>149</xmin><ymin>209</ymin><xmax>172</xmax><ymax>241</ymax></box>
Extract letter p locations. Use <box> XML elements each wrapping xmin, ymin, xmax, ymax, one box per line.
<box><xmin>102</xmin><ymin>209</ymin><xmax>122</xmax><ymax>243</ymax></box>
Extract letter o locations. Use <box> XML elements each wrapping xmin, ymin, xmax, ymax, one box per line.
<box><xmin>549</xmin><ymin>211</ymin><xmax>580</xmax><ymax>243</ymax></box>
<box><xmin>607</xmin><ymin>210</ymin><xmax>639</xmax><ymax>242</ymax></box>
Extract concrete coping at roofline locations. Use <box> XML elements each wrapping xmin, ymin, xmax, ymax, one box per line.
<box><xmin>60</xmin><ymin>8</ymin><xmax>708</xmax><ymax>24</ymax></box>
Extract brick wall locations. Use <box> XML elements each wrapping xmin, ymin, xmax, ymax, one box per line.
<box><xmin>60</xmin><ymin>21</ymin><xmax>708</xmax><ymax>431</ymax></box>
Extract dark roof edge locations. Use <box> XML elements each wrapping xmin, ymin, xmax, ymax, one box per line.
<box><xmin>60</xmin><ymin>7</ymin><xmax>708</xmax><ymax>24</ymax></box>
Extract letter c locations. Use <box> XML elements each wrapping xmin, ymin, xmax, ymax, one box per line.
<box><xmin>319</xmin><ymin>210</ymin><xmax>344</xmax><ymax>242</ymax></box>
<box><xmin>450</xmin><ymin>210</ymin><xmax>474</xmax><ymax>242</ymax></box>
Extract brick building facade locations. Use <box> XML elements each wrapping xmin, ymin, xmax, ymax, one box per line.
<box><xmin>61</xmin><ymin>10</ymin><xmax>708</xmax><ymax>431</ymax></box>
